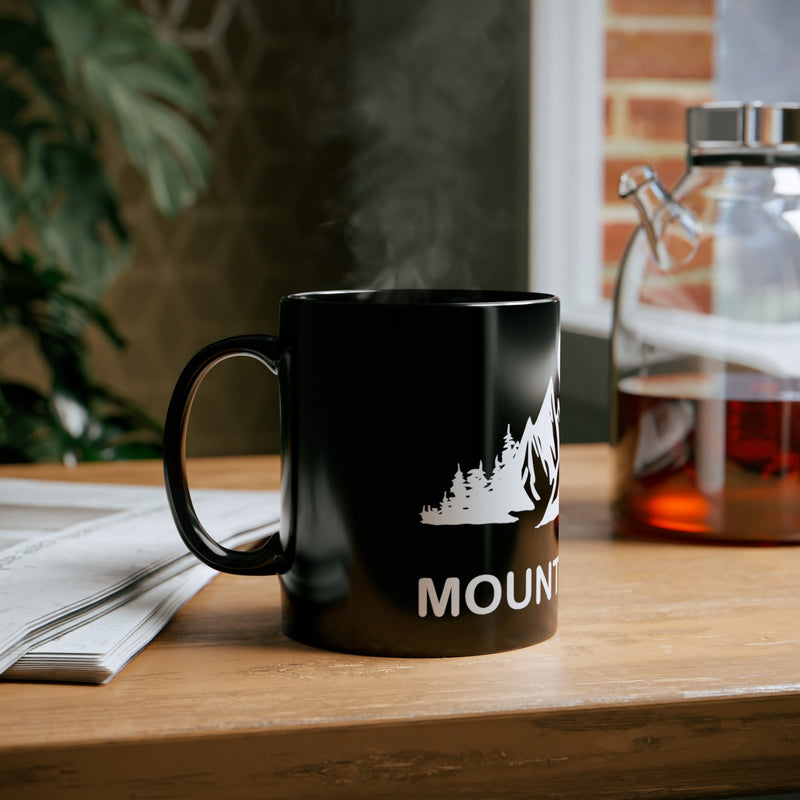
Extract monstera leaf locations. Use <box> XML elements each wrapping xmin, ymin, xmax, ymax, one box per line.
<box><xmin>38</xmin><ymin>0</ymin><xmax>211</xmax><ymax>217</ymax></box>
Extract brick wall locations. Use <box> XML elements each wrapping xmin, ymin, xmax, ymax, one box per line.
<box><xmin>602</xmin><ymin>0</ymin><xmax>715</xmax><ymax>298</ymax></box>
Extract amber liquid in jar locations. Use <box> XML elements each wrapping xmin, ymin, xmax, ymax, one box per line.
<box><xmin>614</xmin><ymin>373</ymin><xmax>800</xmax><ymax>542</ymax></box>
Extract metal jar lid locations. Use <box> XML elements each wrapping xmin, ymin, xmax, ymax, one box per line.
<box><xmin>687</xmin><ymin>102</ymin><xmax>800</xmax><ymax>149</ymax></box>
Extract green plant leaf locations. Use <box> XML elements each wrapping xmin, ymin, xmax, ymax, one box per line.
<box><xmin>19</xmin><ymin>136</ymin><xmax>130</xmax><ymax>296</ymax></box>
<box><xmin>35</xmin><ymin>0</ymin><xmax>212</xmax><ymax>216</ymax></box>
<box><xmin>0</xmin><ymin>174</ymin><xmax>19</xmax><ymax>238</ymax></box>
<box><xmin>0</xmin><ymin>15</ymin><xmax>88</xmax><ymax>144</ymax></box>
<box><xmin>0</xmin><ymin>375</ymin><xmax>164</xmax><ymax>464</ymax></box>
<box><xmin>0</xmin><ymin>250</ymin><xmax>125</xmax><ymax>399</ymax></box>
<box><xmin>0</xmin><ymin>17</ymin><xmax>50</xmax><ymax>60</ymax></box>
<box><xmin>0</xmin><ymin>18</ymin><xmax>52</xmax><ymax>87</ymax></box>
<box><xmin>0</xmin><ymin>382</ymin><xmax>65</xmax><ymax>463</ymax></box>
<box><xmin>0</xmin><ymin>82</ymin><xmax>28</xmax><ymax>136</ymax></box>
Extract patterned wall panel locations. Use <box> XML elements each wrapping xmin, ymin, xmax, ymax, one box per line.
<box><xmin>90</xmin><ymin>0</ymin><xmax>352</xmax><ymax>457</ymax></box>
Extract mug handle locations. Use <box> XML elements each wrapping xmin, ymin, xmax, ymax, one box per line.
<box><xmin>163</xmin><ymin>335</ymin><xmax>285</xmax><ymax>576</ymax></box>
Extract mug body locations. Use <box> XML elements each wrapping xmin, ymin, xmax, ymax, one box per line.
<box><xmin>276</xmin><ymin>290</ymin><xmax>560</xmax><ymax>656</ymax></box>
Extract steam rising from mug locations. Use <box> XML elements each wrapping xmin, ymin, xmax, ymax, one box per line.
<box><xmin>293</xmin><ymin>0</ymin><xmax>530</xmax><ymax>290</ymax></box>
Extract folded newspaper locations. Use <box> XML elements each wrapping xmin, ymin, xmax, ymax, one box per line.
<box><xmin>0</xmin><ymin>478</ymin><xmax>280</xmax><ymax>684</ymax></box>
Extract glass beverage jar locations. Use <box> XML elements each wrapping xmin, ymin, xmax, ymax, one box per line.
<box><xmin>612</xmin><ymin>102</ymin><xmax>800</xmax><ymax>543</ymax></box>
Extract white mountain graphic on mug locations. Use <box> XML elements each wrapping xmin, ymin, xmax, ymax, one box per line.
<box><xmin>420</xmin><ymin>378</ymin><xmax>559</xmax><ymax>526</ymax></box>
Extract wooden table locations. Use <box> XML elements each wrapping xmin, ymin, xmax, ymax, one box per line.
<box><xmin>1</xmin><ymin>444</ymin><xmax>799</xmax><ymax>799</ymax></box>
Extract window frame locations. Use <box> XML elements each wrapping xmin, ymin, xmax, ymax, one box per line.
<box><xmin>528</xmin><ymin>0</ymin><xmax>611</xmax><ymax>338</ymax></box>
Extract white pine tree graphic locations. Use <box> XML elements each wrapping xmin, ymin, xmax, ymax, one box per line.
<box><xmin>420</xmin><ymin>378</ymin><xmax>559</xmax><ymax>527</ymax></box>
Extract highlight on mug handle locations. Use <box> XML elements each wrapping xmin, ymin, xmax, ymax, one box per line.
<box><xmin>163</xmin><ymin>335</ymin><xmax>285</xmax><ymax>576</ymax></box>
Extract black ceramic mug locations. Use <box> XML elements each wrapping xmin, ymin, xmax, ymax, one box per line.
<box><xmin>163</xmin><ymin>289</ymin><xmax>560</xmax><ymax>657</ymax></box>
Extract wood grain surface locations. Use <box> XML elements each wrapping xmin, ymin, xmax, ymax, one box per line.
<box><xmin>1</xmin><ymin>445</ymin><xmax>799</xmax><ymax>799</ymax></box>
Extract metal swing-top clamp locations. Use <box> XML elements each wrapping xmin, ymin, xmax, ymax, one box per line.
<box><xmin>687</xmin><ymin>101</ymin><xmax>800</xmax><ymax>164</ymax></box>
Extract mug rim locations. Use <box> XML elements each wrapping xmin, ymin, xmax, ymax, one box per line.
<box><xmin>285</xmin><ymin>289</ymin><xmax>559</xmax><ymax>307</ymax></box>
